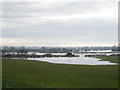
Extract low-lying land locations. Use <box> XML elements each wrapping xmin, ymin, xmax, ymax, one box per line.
<box><xmin>2</xmin><ymin>53</ymin><xmax>78</xmax><ymax>59</ymax></box>
<box><xmin>2</xmin><ymin>56</ymin><xmax>118</xmax><ymax>88</ymax></box>
<box><xmin>97</xmin><ymin>56</ymin><xmax>118</xmax><ymax>63</ymax></box>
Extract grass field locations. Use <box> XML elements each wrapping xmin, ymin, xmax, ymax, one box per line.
<box><xmin>2</xmin><ymin>56</ymin><xmax>118</xmax><ymax>88</ymax></box>
<box><xmin>97</xmin><ymin>56</ymin><xmax>118</xmax><ymax>63</ymax></box>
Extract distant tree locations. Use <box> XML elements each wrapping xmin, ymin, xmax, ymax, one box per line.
<box><xmin>2</xmin><ymin>49</ymin><xmax>5</xmax><ymax>55</ymax></box>
<box><xmin>24</xmin><ymin>51</ymin><xmax>28</xmax><ymax>55</ymax></box>
<box><xmin>3</xmin><ymin>46</ymin><xmax>8</xmax><ymax>52</ymax></box>
<box><xmin>111</xmin><ymin>45</ymin><xmax>118</xmax><ymax>51</ymax></box>
<box><xmin>3</xmin><ymin>46</ymin><xmax>9</xmax><ymax>54</ymax></box>
<box><xmin>19</xmin><ymin>47</ymin><xmax>26</xmax><ymax>55</ymax></box>
<box><xmin>10</xmin><ymin>46</ymin><xmax>15</xmax><ymax>52</ymax></box>
<box><xmin>118</xmin><ymin>44</ymin><xmax>120</xmax><ymax>51</ymax></box>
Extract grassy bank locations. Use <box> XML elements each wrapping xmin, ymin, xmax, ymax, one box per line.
<box><xmin>97</xmin><ymin>56</ymin><xmax>118</xmax><ymax>63</ymax></box>
<box><xmin>2</xmin><ymin>56</ymin><xmax>118</xmax><ymax>88</ymax></box>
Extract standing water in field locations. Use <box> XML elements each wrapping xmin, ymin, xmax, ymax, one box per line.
<box><xmin>27</xmin><ymin>53</ymin><xmax>117</xmax><ymax>65</ymax></box>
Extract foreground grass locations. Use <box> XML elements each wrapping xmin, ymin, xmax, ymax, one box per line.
<box><xmin>2</xmin><ymin>57</ymin><xmax>118</xmax><ymax>88</ymax></box>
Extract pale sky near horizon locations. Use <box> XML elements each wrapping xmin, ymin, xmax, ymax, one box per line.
<box><xmin>1</xmin><ymin>0</ymin><xmax>118</xmax><ymax>47</ymax></box>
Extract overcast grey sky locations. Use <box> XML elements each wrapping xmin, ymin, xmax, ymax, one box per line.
<box><xmin>2</xmin><ymin>0</ymin><xmax>118</xmax><ymax>47</ymax></box>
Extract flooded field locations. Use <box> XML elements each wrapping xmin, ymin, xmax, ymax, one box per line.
<box><xmin>27</xmin><ymin>53</ymin><xmax>117</xmax><ymax>65</ymax></box>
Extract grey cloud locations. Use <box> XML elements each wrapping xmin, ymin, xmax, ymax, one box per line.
<box><xmin>3</xmin><ymin>2</ymin><xmax>116</xmax><ymax>19</ymax></box>
<box><xmin>2</xmin><ymin>2</ymin><xmax>118</xmax><ymax>46</ymax></box>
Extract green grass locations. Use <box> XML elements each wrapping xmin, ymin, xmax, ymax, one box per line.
<box><xmin>97</xmin><ymin>56</ymin><xmax>119</xmax><ymax>63</ymax></box>
<box><xmin>2</xmin><ymin>57</ymin><xmax>118</xmax><ymax>88</ymax></box>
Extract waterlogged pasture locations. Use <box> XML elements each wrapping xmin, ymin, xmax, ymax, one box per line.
<box><xmin>2</xmin><ymin>56</ymin><xmax>118</xmax><ymax>88</ymax></box>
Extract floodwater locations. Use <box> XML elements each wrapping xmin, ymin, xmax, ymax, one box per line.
<box><xmin>27</xmin><ymin>53</ymin><xmax>117</xmax><ymax>65</ymax></box>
